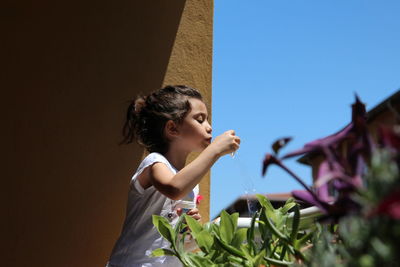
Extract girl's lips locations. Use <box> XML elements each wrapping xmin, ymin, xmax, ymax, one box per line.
<box><xmin>206</xmin><ymin>137</ymin><xmax>212</xmax><ymax>143</ymax></box>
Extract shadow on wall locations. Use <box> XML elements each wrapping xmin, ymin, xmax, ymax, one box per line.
<box><xmin>2</xmin><ymin>0</ymin><xmax>186</xmax><ymax>266</ymax></box>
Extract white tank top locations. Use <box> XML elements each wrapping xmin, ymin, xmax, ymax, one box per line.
<box><xmin>107</xmin><ymin>152</ymin><xmax>199</xmax><ymax>267</ymax></box>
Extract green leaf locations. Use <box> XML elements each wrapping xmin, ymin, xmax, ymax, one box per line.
<box><xmin>256</xmin><ymin>194</ymin><xmax>274</xmax><ymax>211</ymax></box>
<box><xmin>256</xmin><ymin>194</ymin><xmax>276</xmax><ymax>221</ymax></box>
<box><xmin>263</xmin><ymin>210</ymin><xmax>289</xmax><ymax>242</ymax></box>
<box><xmin>258</xmin><ymin>208</ymin><xmax>270</xmax><ymax>241</ymax></box>
<box><xmin>253</xmin><ymin>249</ymin><xmax>267</xmax><ymax>266</ymax></box>
<box><xmin>174</xmin><ymin>213</ymin><xmax>188</xmax><ymax>237</ymax></box>
<box><xmin>220</xmin><ymin>210</ymin><xmax>235</xmax><ymax>243</ymax></box>
<box><xmin>294</xmin><ymin>231</ymin><xmax>314</xmax><ymax>250</ymax></box>
<box><xmin>187</xmin><ymin>254</ymin><xmax>215</xmax><ymax>266</ymax></box>
<box><xmin>152</xmin><ymin>215</ymin><xmax>175</xmax><ymax>246</ymax></box>
<box><xmin>150</xmin><ymin>248</ymin><xmax>175</xmax><ymax>257</ymax></box>
<box><xmin>247</xmin><ymin>211</ymin><xmax>258</xmax><ymax>255</ymax></box>
<box><xmin>180</xmin><ymin>253</ymin><xmax>195</xmax><ymax>267</ymax></box>
<box><xmin>210</xmin><ymin>248</ymin><xmax>226</xmax><ymax>263</ymax></box>
<box><xmin>264</xmin><ymin>256</ymin><xmax>293</xmax><ymax>266</ymax></box>
<box><xmin>211</xmin><ymin>222</ymin><xmax>220</xmax><ymax>236</ymax></box>
<box><xmin>172</xmin><ymin>214</ymin><xmax>188</xmax><ymax>254</ymax></box>
<box><xmin>177</xmin><ymin>231</ymin><xmax>188</xmax><ymax>255</ymax></box>
<box><xmin>185</xmin><ymin>214</ymin><xmax>203</xmax><ymax>235</ymax></box>
<box><xmin>213</xmin><ymin>252</ymin><xmax>229</xmax><ymax>265</ymax></box>
<box><xmin>371</xmin><ymin>237</ymin><xmax>391</xmax><ymax>259</ymax></box>
<box><xmin>203</xmin><ymin>222</ymin><xmax>213</xmax><ymax>233</ymax></box>
<box><xmin>227</xmin><ymin>255</ymin><xmax>245</xmax><ymax>264</ymax></box>
<box><xmin>290</xmin><ymin>205</ymin><xmax>300</xmax><ymax>242</ymax></box>
<box><xmin>231</xmin><ymin>228</ymin><xmax>247</xmax><ymax>248</ymax></box>
<box><xmin>274</xmin><ymin>211</ymin><xmax>287</xmax><ymax>230</ymax></box>
<box><xmin>298</xmin><ymin>215</ymin><xmax>318</xmax><ymax>231</ymax></box>
<box><xmin>195</xmin><ymin>230</ymin><xmax>214</xmax><ymax>253</ymax></box>
<box><xmin>280</xmin><ymin>246</ymin><xmax>288</xmax><ymax>261</ymax></box>
<box><xmin>240</xmin><ymin>244</ymin><xmax>252</xmax><ymax>259</ymax></box>
<box><xmin>215</xmin><ymin>235</ymin><xmax>246</xmax><ymax>258</ymax></box>
<box><xmin>208</xmin><ymin>249</ymin><xmax>218</xmax><ymax>262</ymax></box>
<box><xmin>281</xmin><ymin>198</ymin><xmax>296</xmax><ymax>214</ymax></box>
<box><xmin>231</xmin><ymin>212</ymin><xmax>239</xmax><ymax>231</ymax></box>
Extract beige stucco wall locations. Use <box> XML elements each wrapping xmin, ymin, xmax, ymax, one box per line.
<box><xmin>163</xmin><ymin>0</ymin><xmax>213</xmax><ymax>224</ymax></box>
<box><xmin>2</xmin><ymin>0</ymin><xmax>213</xmax><ymax>266</ymax></box>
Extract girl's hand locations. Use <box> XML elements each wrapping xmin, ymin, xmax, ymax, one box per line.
<box><xmin>177</xmin><ymin>207</ymin><xmax>202</xmax><ymax>222</ymax></box>
<box><xmin>210</xmin><ymin>130</ymin><xmax>241</xmax><ymax>157</ymax></box>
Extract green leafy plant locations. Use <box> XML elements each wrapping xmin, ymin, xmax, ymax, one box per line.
<box><xmin>152</xmin><ymin>195</ymin><xmax>315</xmax><ymax>266</ymax></box>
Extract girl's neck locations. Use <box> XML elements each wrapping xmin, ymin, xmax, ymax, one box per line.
<box><xmin>163</xmin><ymin>148</ymin><xmax>190</xmax><ymax>171</ymax></box>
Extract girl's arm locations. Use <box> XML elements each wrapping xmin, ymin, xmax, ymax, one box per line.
<box><xmin>149</xmin><ymin>130</ymin><xmax>240</xmax><ymax>200</ymax></box>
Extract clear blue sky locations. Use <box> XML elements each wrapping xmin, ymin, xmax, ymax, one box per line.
<box><xmin>210</xmin><ymin>0</ymin><xmax>400</xmax><ymax>218</ymax></box>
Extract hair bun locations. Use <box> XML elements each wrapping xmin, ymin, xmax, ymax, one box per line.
<box><xmin>134</xmin><ymin>97</ymin><xmax>146</xmax><ymax>113</ymax></box>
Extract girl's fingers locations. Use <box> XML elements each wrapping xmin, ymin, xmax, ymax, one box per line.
<box><xmin>235</xmin><ymin>136</ymin><xmax>241</xmax><ymax>144</ymax></box>
<box><xmin>186</xmin><ymin>208</ymin><xmax>199</xmax><ymax>215</ymax></box>
<box><xmin>234</xmin><ymin>137</ymin><xmax>240</xmax><ymax>152</ymax></box>
<box><xmin>227</xmin><ymin>129</ymin><xmax>235</xmax><ymax>136</ymax></box>
<box><xmin>186</xmin><ymin>208</ymin><xmax>201</xmax><ymax>221</ymax></box>
<box><xmin>231</xmin><ymin>142</ymin><xmax>240</xmax><ymax>151</ymax></box>
<box><xmin>191</xmin><ymin>214</ymin><xmax>201</xmax><ymax>221</ymax></box>
<box><xmin>176</xmin><ymin>208</ymin><xmax>183</xmax><ymax>216</ymax></box>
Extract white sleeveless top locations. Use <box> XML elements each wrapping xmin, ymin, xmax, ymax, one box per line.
<box><xmin>107</xmin><ymin>152</ymin><xmax>199</xmax><ymax>267</ymax></box>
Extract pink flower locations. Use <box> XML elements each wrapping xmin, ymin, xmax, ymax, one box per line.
<box><xmin>196</xmin><ymin>194</ymin><xmax>204</xmax><ymax>205</ymax></box>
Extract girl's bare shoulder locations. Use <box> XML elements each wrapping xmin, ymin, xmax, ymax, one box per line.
<box><xmin>136</xmin><ymin>153</ymin><xmax>174</xmax><ymax>190</ymax></box>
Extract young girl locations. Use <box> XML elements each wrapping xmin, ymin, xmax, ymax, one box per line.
<box><xmin>106</xmin><ymin>85</ymin><xmax>240</xmax><ymax>267</ymax></box>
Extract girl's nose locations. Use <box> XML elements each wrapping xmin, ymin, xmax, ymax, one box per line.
<box><xmin>206</xmin><ymin>122</ymin><xmax>212</xmax><ymax>133</ymax></box>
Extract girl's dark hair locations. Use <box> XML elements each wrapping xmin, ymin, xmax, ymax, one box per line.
<box><xmin>120</xmin><ymin>85</ymin><xmax>203</xmax><ymax>154</ymax></box>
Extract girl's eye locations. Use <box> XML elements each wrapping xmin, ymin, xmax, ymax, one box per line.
<box><xmin>196</xmin><ymin>116</ymin><xmax>205</xmax><ymax>123</ymax></box>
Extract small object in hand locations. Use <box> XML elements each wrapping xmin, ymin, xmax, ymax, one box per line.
<box><xmin>176</xmin><ymin>200</ymin><xmax>196</xmax><ymax>214</ymax></box>
<box><xmin>176</xmin><ymin>200</ymin><xmax>196</xmax><ymax>233</ymax></box>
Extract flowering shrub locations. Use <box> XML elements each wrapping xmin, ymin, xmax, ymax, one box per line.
<box><xmin>308</xmin><ymin>149</ymin><xmax>400</xmax><ymax>266</ymax></box>
<box><xmin>262</xmin><ymin>96</ymin><xmax>372</xmax><ymax>221</ymax></box>
<box><xmin>262</xmin><ymin>96</ymin><xmax>400</xmax><ymax>266</ymax></box>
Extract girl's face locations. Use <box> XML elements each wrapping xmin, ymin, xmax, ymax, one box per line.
<box><xmin>177</xmin><ymin>98</ymin><xmax>212</xmax><ymax>152</ymax></box>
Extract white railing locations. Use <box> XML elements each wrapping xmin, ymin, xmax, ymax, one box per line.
<box><xmin>213</xmin><ymin>206</ymin><xmax>323</xmax><ymax>229</ymax></box>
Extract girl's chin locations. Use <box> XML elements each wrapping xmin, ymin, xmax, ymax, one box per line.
<box><xmin>203</xmin><ymin>141</ymin><xmax>211</xmax><ymax>148</ymax></box>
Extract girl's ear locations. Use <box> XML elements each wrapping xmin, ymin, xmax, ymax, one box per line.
<box><xmin>164</xmin><ymin>120</ymin><xmax>180</xmax><ymax>140</ymax></box>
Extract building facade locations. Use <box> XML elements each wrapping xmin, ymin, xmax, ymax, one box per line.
<box><xmin>2</xmin><ymin>1</ymin><xmax>213</xmax><ymax>266</ymax></box>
